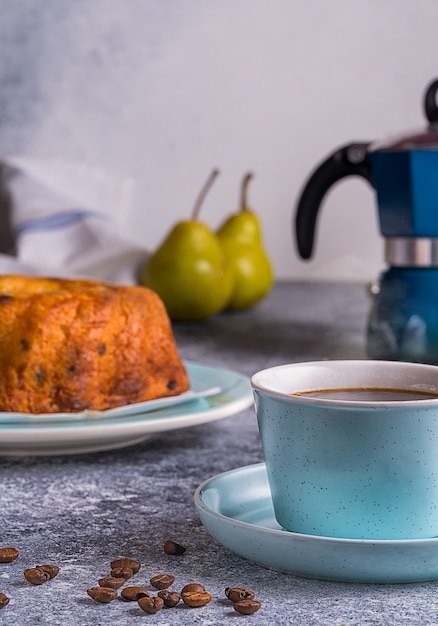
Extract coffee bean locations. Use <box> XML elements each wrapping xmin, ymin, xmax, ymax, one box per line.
<box><xmin>24</xmin><ymin>567</ymin><xmax>50</xmax><ymax>585</ymax></box>
<box><xmin>138</xmin><ymin>596</ymin><xmax>164</xmax><ymax>614</ymax></box>
<box><xmin>121</xmin><ymin>586</ymin><xmax>150</xmax><ymax>601</ymax></box>
<box><xmin>110</xmin><ymin>558</ymin><xmax>141</xmax><ymax>574</ymax></box>
<box><xmin>0</xmin><ymin>548</ymin><xmax>19</xmax><ymax>563</ymax></box>
<box><xmin>233</xmin><ymin>599</ymin><xmax>262</xmax><ymax>615</ymax></box>
<box><xmin>87</xmin><ymin>586</ymin><xmax>118</xmax><ymax>603</ymax></box>
<box><xmin>150</xmin><ymin>573</ymin><xmax>175</xmax><ymax>590</ymax></box>
<box><xmin>181</xmin><ymin>590</ymin><xmax>212</xmax><ymax>607</ymax></box>
<box><xmin>98</xmin><ymin>576</ymin><xmax>125</xmax><ymax>590</ymax></box>
<box><xmin>157</xmin><ymin>589</ymin><xmax>181</xmax><ymax>607</ymax></box>
<box><xmin>111</xmin><ymin>566</ymin><xmax>133</xmax><ymax>580</ymax></box>
<box><xmin>36</xmin><ymin>564</ymin><xmax>59</xmax><ymax>580</ymax></box>
<box><xmin>181</xmin><ymin>582</ymin><xmax>205</xmax><ymax>594</ymax></box>
<box><xmin>0</xmin><ymin>593</ymin><xmax>9</xmax><ymax>609</ymax></box>
<box><xmin>163</xmin><ymin>540</ymin><xmax>186</xmax><ymax>556</ymax></box>
<box><xmin>225</xmin><ymin>586</ymin><xmax>255</xmax><ymax>602</ymax></box>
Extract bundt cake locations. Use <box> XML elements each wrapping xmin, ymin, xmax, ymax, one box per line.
<box><xmin>0</xmin><ymin>275</ymin><xmax>189</xmax><ymax>413</ymax></box>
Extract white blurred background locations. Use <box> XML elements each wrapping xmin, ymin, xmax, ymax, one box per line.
<box><xmin>0</xmin><ymin>0</ymin><xmax>437</xmax><ymax>281</ymax></box>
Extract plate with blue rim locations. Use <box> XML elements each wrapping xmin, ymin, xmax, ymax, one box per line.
<box><xmin>0</xmin><ymin>361</ymin><xmax>253</xmax><ymax>456</ymax></box>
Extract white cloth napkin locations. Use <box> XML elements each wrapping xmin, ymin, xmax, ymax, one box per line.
<box><xmin>0</xmin><ymin>157</ymin><xmax>148</xmax><ymax>285</ymax></box>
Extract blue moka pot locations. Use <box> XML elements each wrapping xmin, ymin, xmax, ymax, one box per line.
<box><xmin>295</xmin><ymin>78</ymin><xmax>438</xmax><ymax>363</ymax></box>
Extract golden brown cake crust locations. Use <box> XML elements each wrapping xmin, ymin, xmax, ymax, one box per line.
<box><xmin>0</xmin><ymin>275</ymin><xmax>189</xmax><ymax>413</ymax></box>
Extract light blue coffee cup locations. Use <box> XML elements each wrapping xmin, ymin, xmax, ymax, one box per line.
<box><xmin>251</xmin><ymin>360</ymin><xmax>438</xmax><ymax>540</ymax></box>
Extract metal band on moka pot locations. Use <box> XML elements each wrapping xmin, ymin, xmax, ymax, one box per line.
<box><xmin>385</xmin><ymin>238</ymin><xmax>438</xmax><ymax>267</ymax></box>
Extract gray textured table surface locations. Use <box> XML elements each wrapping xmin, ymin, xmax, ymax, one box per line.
<box><xmin>2</xmin><ymin>281</ymin><xmax>438</xmax><ymax>626</ymax></box>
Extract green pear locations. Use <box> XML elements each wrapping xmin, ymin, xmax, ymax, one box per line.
<box><xmin>139</xmin><ymin>169</ymin><xmax>233</xmax><ymax>322</ymax></box>
<box><xmin>217</xmin><ymin>172</ymin><xmax>273</xmax><ymax>310</ymax></box>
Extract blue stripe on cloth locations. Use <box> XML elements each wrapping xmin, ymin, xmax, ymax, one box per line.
<box><xmin>15</xmin><ymin>210</ymin><xmax>106</xmax><ymax>236</ymax></box>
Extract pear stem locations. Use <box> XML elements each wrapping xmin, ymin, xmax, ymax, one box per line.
<box><xmin>240</xmin><ymin>172</ymin><xmax>254</xmax><ymax>212</ymax></box>
<box><xmin>191</xmin><ymin>169</ymin><xmax>220</xmax><ymax>220</ymax></box>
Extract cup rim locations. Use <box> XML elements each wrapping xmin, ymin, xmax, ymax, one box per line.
<box><xmin>250</xmin><ymin>359</ymin><xmax>438</xmax><ymax>407</ymax></box>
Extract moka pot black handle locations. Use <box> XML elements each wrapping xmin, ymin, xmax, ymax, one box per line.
<box><xmin>424</xmin><ymin>78</ymin><xmax>438</xmax><ymax>124</ymax></box>
<box><xmin>295</xmin><ymin>142</ymin><xmax>373</xmax><ymax>259</ymax></box>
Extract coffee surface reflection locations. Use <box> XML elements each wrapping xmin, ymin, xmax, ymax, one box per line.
<box><xmin>293</xmin><ymin>388</ymin><xmax>438</xmax><ymax>401</ymax></box>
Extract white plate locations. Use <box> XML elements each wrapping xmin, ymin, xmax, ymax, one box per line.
<box><xmin>0</xmin><ymin>361</ymin><xmax>252</xmax><ymax>456</ymax></box>
<box><xmin>195</xmin><ymin>463</ymin><xmax>438</xmax><ymax>584</ymax></box>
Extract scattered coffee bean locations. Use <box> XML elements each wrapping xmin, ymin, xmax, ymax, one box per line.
<box><xmin>181</xmin><ymin>589</ymin><xmax>212</xmax><ymax>608</ymax></box>
<box><xmin>0</xmin><ymin>548</ymin><xmax>19</xmax><ymax>563</ymax></box>
<box><xmin>3</xmin><ymin>547</ymin><xmax>256</xmax><ymax>617</ymax></box>
<box><xmin>121</xmin><ymin>586</ymin><xmax>150</xmax><ymax>601</ymax></box>
<box><xmin>233</xmin><ymin>599</ymin><xmax>262</xmax><ymax>615</ymax></box>
<box><xmin>138</xmin><ymin>596</ymin><xmax>164</xmax><ymax>614</ymax></box>
<box><xmin>24</xmin><ymin>567</ymin><xmax>51</xmax><ymax>585</ymax></box>
<box><xmin>225</xmin><ymin>586</ymin><xmax>255</xmax><ymax>603</ymax></box>
<box><xmin>181</xmin><ymin>582</ymin><xmax>205</xmax><ymax>594</ymax></box>
<box><xmin>0</xmin><ymin>593</ymin><xmax>9</xmax><ymax>609</ymax></box>
<box><xmin>87</xmin><ymin>586</ymin><xmax>118</xmax><ymax>603</ymax></box>
<box><xmin>98</xmin><ymin>576</ymin><xmax>125</xmax><ymax>590</ymax></box>
<box><xmin>157</xmin><ymin>589</ymin><xmax>181</xmax><ymax>607</ymax></box>
<box><xmin>150</xmin><ymin>573</ymin><xmax>175</xmax><ymax>590</ymax></box>
<box><xmin>163</xmin><ymin>540</ymin><xmax>186</xmax><ymax>556</ymax></box>
<box><xmin>110</xmin><ymin>566</ymin><xmax>133</xmax><ymax>580</ymax></box>
<box><xmin>110</xmin><ymin>558</ymin><xmax>141</xmax><ymax>574</ymax></box>
<box><xmin>36</xmin><ymin>564</ymin><xmax>59</xmax><ymax>580</ymax></box>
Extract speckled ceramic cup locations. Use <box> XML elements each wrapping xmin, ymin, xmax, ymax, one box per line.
<box><xmin>251</xmin><ymin>360</ymin><xmax>438</xmax><ymax>540</ymax></box>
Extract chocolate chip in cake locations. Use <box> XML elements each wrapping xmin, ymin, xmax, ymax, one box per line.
<box><xmin>34</xmin><ymin>366</ymin><xmax>46</xmax><ymax>386</ymax></box>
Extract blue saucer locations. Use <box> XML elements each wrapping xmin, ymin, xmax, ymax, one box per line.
<box><xmin>194</xmin><ymin>463</ymin><xmax>438</xmax><ymax>584</ymax></box>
